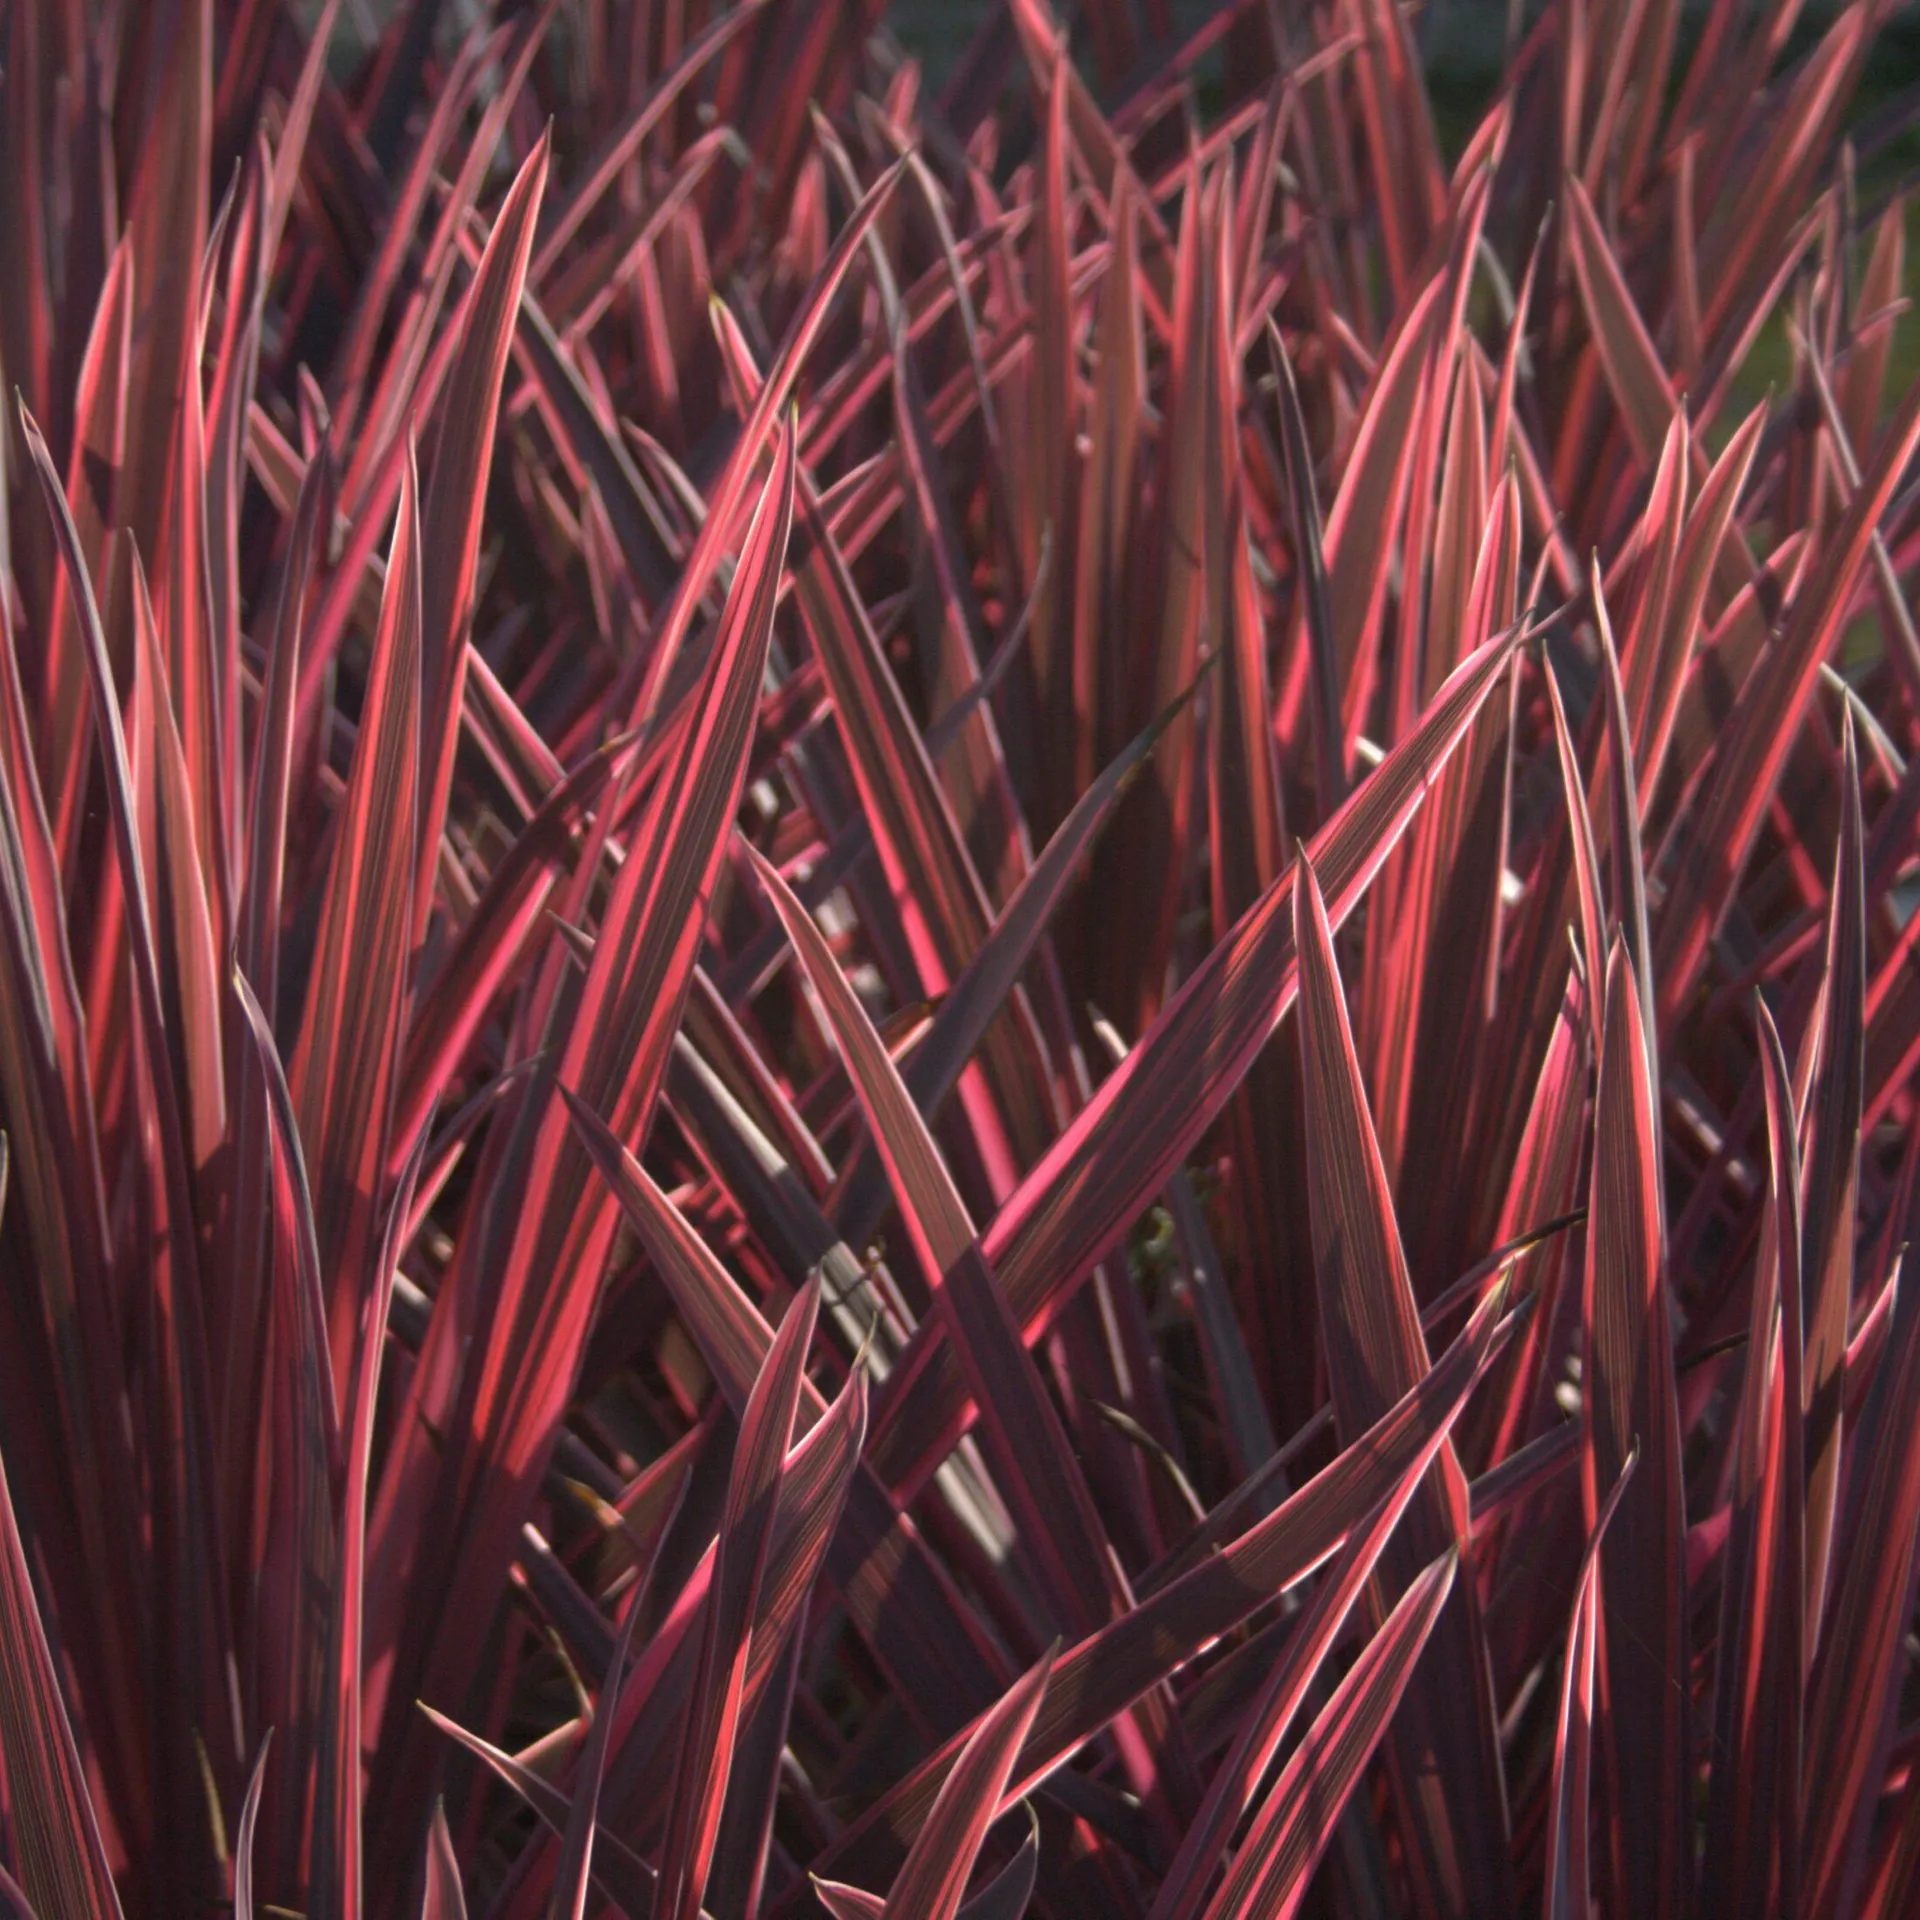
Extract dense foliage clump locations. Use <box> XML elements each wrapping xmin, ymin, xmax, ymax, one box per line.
<box><xmin>2</xmin><ymin>0</ymin><xmax>1920</xmax><ymax>1915</ymax></box>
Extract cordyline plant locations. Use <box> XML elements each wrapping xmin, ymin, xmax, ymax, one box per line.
<box><xmin>5</xmin><ymin>0</ymin><xmax>1920</xmax><ymax>1914</ymax></box>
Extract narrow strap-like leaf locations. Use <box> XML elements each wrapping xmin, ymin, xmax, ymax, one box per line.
<box><xmin>1585</xmin><ymin>938</ymin><xmax>1689</xmax><ymax>1918</ymax></box>
<box><xmin>289</xmin><ymin>440</ymin><xmax>421</xmax><ymax>1379</ymax></box>
<box><xmin>811</xmin><ymin>1281</ymin><xmax>1520</xmax><ymax>1888</ymax></box>
<box><xmin>232</xmin><ymin>1735</ymin><xmax>272</xmax><ymax>1920</ymax></box>
<box><xmin>1656</xmin><ymin>380</ymin><xmax>1920</xmax><ymax>1026</ymax></box>
<box><xmin>130</xmin><ymin>553</ymin><xmax>226</xmax><ymax>1167</ymax></box>
<box><xmin>550</xmin><ymin>1586</ymin><xmax>642</xmax><ymax>1920</ymax></box>
<box><xmin>1803</xmin><ymin>711</ymin><xmax>1865</xmax><ymax>1640</ymax></box>
<box><xmin>1198</xmin><ymin>1552</ymin><xmax>1457</xmax><ymax>1920</ymax></box>
<box><xmin>561</xmin><ymin>1087</ymin><xmax>1007</xmax><ymax>1727</ymax></box>
<box><xmin>655</xmin><ymin>1278</ymin><xmax>820</xmax><ymax>1920</ymax></box>
<box><xmin>749</xmin><ymin>843</ymin><xmax>1126</xmax><ymax>1633</ymax></box>
<box><xmin>1544</xmin><ymin>1454</ymin><xmax>1637</xmax><ymax>1920</ymax></box>
<box><xmin>1564</xmin><ymin>176</ymin><xmax>1675</xmax><ymax>467</ymax></box>
<box><xmin>871</xmin><ymin>618</ymin><xmax>1525</xmax><ymax>1495</ymax></box>
<box><xmin>833</xmin><ymin>679</ymin><xmax>1200</xmax><ymax>1252</ymax></box>
<box><xmin>1543</xmin><ymin>652</ymin><xmax>1605</xmax><ymax>1052</ymax></box>
<box><xmin>411</xmin><ymin>132</ymin><xmax>548</xmax><ymax>940</ymax></box>
<box><xmin>1268</xmin><ymin>320</ymin><xmax>1343</xmax><ymax>816</ymax></box>
<box><xmin>0</xmin><ymin>1224</ymin><xmax>127</xmax><ymax>1918</ymax></box>
<box><xmin>883</xmin><ymin>1648</ymin><xmax>1054</xmax><ymax>1920</ymax></box>
<box><xmin>41</xmin><ymin>239</ymin><xmax>132</xmax><ymax>865</ymax></box>
<box><xmin>418</xmin><ymin>1803</ymin><xmax>467</xmax><ymax>1920</ymax></box>
<box><xmin>815</xmin><ymin>1883</ymin><xmax>886</xmax><ymax>1920</ymax></box>
<box><xmin>1699</xmin><ymin>996</ymin><xmax>1805</xmax><ymax>1918</ymax></box>
<box><xmin>1803</xmin><ymin>1208</ymin><xmax>1920</xmax><ymax>1917</ymax></box>
<box><xmin>1149</xmin><ymin>1433</ymin><xmax>1458</xmax><ymax>1920</ymax></box>
<box><xmin>954</xmin><ymin>1806</ymin><xmax>1040</xmax><ymax>1920</ymax></box>
<box><xmin>627</xmin><ymin>160</ymin><xmax>903</xmax><ymax>733</ymax></box>
<box><xmin>1293</xmin><ymin>849</ymin><xmax>1511</xmax><ymax>1916</ymax></box>
<box><xmin>419</xmin><ymin>1707</ymin><xmax>658</xmax><ymax>1916</ymax></box>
